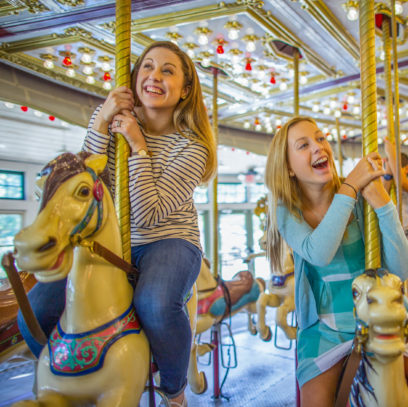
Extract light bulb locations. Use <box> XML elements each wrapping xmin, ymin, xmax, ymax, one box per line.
<box><xmin>244</xmin><ymin>121</ymin><xmax>250</xmax><ymax>129</ymax></box>
<box><xmin>279</xmin><ymin>82</ymin><xmax>287</xmax><ymax>91</ymax></box>
<box><xmin>81</xmin><ymin>53</ymin><xmax>92</xmax><ymax>63</ymax></box>
<box><xmin>246</xmin><ymin>41</ymin><xmax>256</xmax><ymax>52</ymax></box>
<box><xmin>198</xmin><ymin>34</ymin><xmax>208</xmax><ymax>45</ymax></box>
<box><xmin>43</xmin><ymin>60</ymin><xmax>54</xmax><ymax>69</ymax></box>
<box><xmin>86</xmin><ymin>76</ymin><xmax>95</xmax><ymax>84</ymax></box>
<box><xmin>202</xmin><ymin>57</ymin><xmax>211</xmax><ymax>67</ymax></box>
<box><xmin>83</xmin><ymin>66</ymin><xmax>93</xmax><ymax>75</ymax></box>
<box><xmin>312</xmin><ymin>104</ymin><xmax>319</xmax><ymax>112</ymax></box>
<box><xmin>255</xmin><ymin>124</ymin><xmax>262</xmax><ymax>131</ymax></box>
<box><xmin>323</xmin><ymin>107</ymin><xmax>331</xmax><ymax>115</ymax></box>
<box><xmin>347</xmin><ymin>95</ymin><xmax>355</xmax><ymax>104</ymax></box>
<box><xmin>66</xmin><ymin>68</ymin><xmax>75</xmax><ymax>77</ymax></box>
<box><xmin>347</xmin><ymin>7</ymin><xmax>358</xmax><ymax>21</ymax></box>
<box><xmin>101</xmin><ymin>62</ymin><xmax>111</xmax><ymax>71</ymax></box>
<box><xmin>334</xmin><ymin>110</ymin><xmax>341</xmax><ymax>118</ymax></box>
<box><xmin>187</xmin><ymin>49</ymin><xmax>195</xmax><ymax>58</ymax></box>
<box><xmin>395</xmin><ymin>1</ymin><xmax>403</xmax><ymax>15</ymax></box>
<box><xmin>330</xmin><ymin>100</ymin><xmax>337</xmax><ymax>109</ymax></box>
<box><xmin>353</xmin><ymin>106</ymin><xmax>360</xmax><ymax>115</ymax></box>
<box><xmin>103</xmin><ymin>82</ymin><xmax>112</xmax><ymax>90</ymax></box>
<box><xmin>228</xmin><ymin>29</ymin><xmax>239</xmax><ymax>40</ymax></box>
<box><xmin>300</xmin><ymin>76</ymin><xmax>308</xmax><ymax>85</ymax></box>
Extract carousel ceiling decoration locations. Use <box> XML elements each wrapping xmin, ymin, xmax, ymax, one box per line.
<box><xmin>0</xmin><ymin>0</ymin><xmax>408</xmax><ymax>148</ymax></box>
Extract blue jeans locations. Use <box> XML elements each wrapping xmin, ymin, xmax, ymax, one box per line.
<box><xmin>18</xmin><ymin>238</ymin><xmax>201</xmax><ymax>398</ymax></box>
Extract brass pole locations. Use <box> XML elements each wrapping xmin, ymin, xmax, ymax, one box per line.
<box><xmin>115</xmin><ymin>0</ymin><xmax>132</xmax><ymax>262</ymax></box>
<box><xmin>391</xmin><ymin>0</ymin><xmax>402</xmax><ymax>220</ymax></box>
<box><xmin>212</xmin><ymin>67</ymin><xmax>219</xmax><ymax>279</ymax></box>
<box><xmin>359</xmin><ymin>0</ymin><xmax>381</xmax><ymax>269</ymax></box>
<box><xmin>293</xmin><ymin>49</ymin><xmax>299</xmax><ymax>116</ymax></box>
<box><xmin>382</xmin><ymin>15</ymin><xmax>397</xmax><ymax>205</ymax></box>
<box><xmin>335</xmin><ymin>118</ymin><xmax>343</xmax><ymax>178</ymax></box>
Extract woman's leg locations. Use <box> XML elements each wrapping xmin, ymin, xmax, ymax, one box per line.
<box><xmin>17</xmin><ymin>278</ymin><xmax>66</xmax><ymax>358</ymax></box>
<box><xmin>300</xmin><ymin>357</ymin><xmax>345</xmax><ymax>407</ymax></box>
<box><xmin>132</xmin><ymin>239</ymin><xmax>201</xmax><ymax>398</ymax></box>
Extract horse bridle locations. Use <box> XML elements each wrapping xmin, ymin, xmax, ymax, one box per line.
<box><xmin>69</xmin><ymin>167</ymin><xmax>138</xmax><ymax>277</ymax></box>
<box><xmin>70</xmin><ymin>167</ymin><xmax>104</xmax><ymax>241</ymax></box>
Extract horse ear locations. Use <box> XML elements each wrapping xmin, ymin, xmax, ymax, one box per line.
<box><xmin>84</xmin><ymin>154</ymin><xmax>108</xmax><ymax>175</ymax></box>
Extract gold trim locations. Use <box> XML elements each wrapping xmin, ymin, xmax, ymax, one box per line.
<box><xmin>0</xmin><ymin>50</ymin><xmax>108</xmax><ymax>96</ymax></box>
<box><xmin>303</xmin><ymin>0</ymin><xmax>360</xmax><ymax>61</ymax></box>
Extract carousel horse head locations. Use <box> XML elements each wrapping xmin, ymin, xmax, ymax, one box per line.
<box><xmin>350</xmin><ymin>268</ymin><xmax>408</xmax><ymax>406</ymax></box>
<box><xmin>14</xmin><ymin>152</ymin><xmax>111</xmax><ymax>282</ymax></box>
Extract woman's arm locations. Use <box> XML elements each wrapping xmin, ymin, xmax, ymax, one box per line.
<box><xmin>277</xmin><ymin>194</ymin><xmax>355</xmax><ymax>266</ymax></box>
<box><xmin>128</xmin><ymin>139</ymin><xmax>208</xmax><ymax>228</ymax></box>
<box><xmin>83</xmin><ymin>105</ymin><xmax>112</xmax><ymax>154</ymax></box>
<box><xmin>377</xmin><ymin>202</ymin><xmax>408</xmax><ymax>281</ymax></box>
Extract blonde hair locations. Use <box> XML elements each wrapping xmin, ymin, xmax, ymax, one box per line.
<box><xmin>265</xmin><ymin>116</ymin><xmax>341</xmax><ymax>273</ymax></box>
<box><xmin>131</xmin><ymin>41</ymin><xmax>216</xmax><ymax>183</ymax></box>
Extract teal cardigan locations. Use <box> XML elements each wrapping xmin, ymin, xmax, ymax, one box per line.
<box><xmin>277</xmin><ymin>194</ymin><xmax>408</xmax><ymax>330</ymax></box>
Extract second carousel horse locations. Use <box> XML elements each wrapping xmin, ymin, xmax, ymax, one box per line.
<box><xmin>349</xmin><ymin>269</ymin><xmax>408</xmax><ymax>407</ymax></box>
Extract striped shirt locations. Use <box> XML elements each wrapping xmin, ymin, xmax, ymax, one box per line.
<box><xmin>83</xmin><ymin>105</ymin><xmax>208</xmax><ymax>250</ymax></box>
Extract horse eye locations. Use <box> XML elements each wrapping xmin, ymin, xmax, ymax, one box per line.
<box><xmin>78</xmin><ymin>186</ymin><xmax>90</xmax><ymax>197</ymax></box>
<box><xmin>352</xmin><ymin>288</ymin><xmax>359</xmax><ymax>300</ymax></box>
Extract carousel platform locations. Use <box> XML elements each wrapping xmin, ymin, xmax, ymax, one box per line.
<box><xmin>0</xmin><ymin>311</ymin><xmax>296</xmax><ymax>407</ymax></box>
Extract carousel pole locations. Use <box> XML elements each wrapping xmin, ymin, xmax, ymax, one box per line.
<box><xmin>210</xmin><ymin>66</ymin><xmax>221</xmax><ymax>400</ymax></box>
<box><xmin>359</xmin><ymin>0</ymin><xmax>381</xmax><ymax>269</ymax></box>
<box><xmin>293</xmin><ymin>49</ymin><xmax>299</xmax><ymax>116</ymax></box>
<box><xmin>336</xmin><ymin>118</ymin><xmax>344</xmax><ymax>178</ymax></box>
<box><xmin>211</xmin><ymin>67</ymin><xmax>219</xmax><ymax>280</ymax></box>
<box><xmin>382</xmin><ymin>14</ymin><xmax>397</xmax><ymax>205</ymax></box>
<box><xmin>391</xmin><ymin>0</ymin><xmax>402</xmax><ymax>220</ymax></box>
<box><xmin>114</xmin><ymin>0</ymin><xmax>132</xmax><ymax>262</ymax></box>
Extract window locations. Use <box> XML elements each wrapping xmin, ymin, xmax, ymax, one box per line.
<box><xmin>0</xmin><ymin>170</ymin><xmax>24</xmax><ymax>200</ymax></box>
<box><xmin>248</xmin><ymin>183</ymin><xmax>267</xmax><ymax>203</ymax></box>
<box><xmin>218</xmin><ymin>183</ymin><xmax>246</xmax><ymax>203</ymax></box>
<box><xmin>193</xmin><ymin>185</ymin><xmax>208</xmax><ymax>204</ymax></box>
<box><xmin>0</xmin><ymin>212</ymin><xmax>23</xmax><ymax>280</ymax></box>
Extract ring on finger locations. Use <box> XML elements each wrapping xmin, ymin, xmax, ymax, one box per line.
<box><xmin>115</xmin><ymin>119</ymin><xmax>122</xmax><ymax>127</ymax></box>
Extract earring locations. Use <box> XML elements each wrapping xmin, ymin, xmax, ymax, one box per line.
<box><xmin>289</xmin><ymin>170</ymin><xmax>295</xmax><ymax>177</ymax></box>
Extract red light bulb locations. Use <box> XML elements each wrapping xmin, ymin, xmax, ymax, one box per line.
<box><xmin>62</xmin><ymin>56</ymin><xmax>72</xmax><ymax>66</ymax></box>
<box><xmin>103</xmin><ymin>72</ymin><xmax>111</xmax><ymax>81</ymax></box>
<box><xmin>270</xmin><ymin>74</ymin><xmax>276</xmax><ymax>84</ymax></box>
<box><xmin>21</xmin><ymin>106</ymin><xmax>28</xmax><ymax>112</ymax></box>
<box><xmin>49</xmin><ymin>115</ymin><xmax>55</xmax><ymax>121</ymax></box>
<box><xmin>216</xmin><ymin>45</ymin><xmax>224</xmax><ymax>54</ymax></box>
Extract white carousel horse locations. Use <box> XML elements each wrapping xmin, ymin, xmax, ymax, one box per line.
<box><xmin>256</xmin><ymin>241</ymin><xmax>296</xmax><ymax>341</ymax></box>
<box><xmin>187</xmin><ymin>257</ymin><xmax>265</xmax><ymax>394</ymax></box>
<box><xmin>350</xmin><ymin>268</ymin><xmax>408</xmax><ymax>407</ymax></box>
<box><xmin>11</xmin><ymin>152</ymin><xmax>197</xmax><ymax>406</ymax></box>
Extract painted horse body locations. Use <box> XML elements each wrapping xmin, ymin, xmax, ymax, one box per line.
<box><xmin>350</xmin><ymin>269</ymin><xmax>408</xmax><ymax>407</ymax></box>
<box><xmin>13</xmin><ymin>153</ymin><xmax>150</xmax><ymax>406</ymax></box>
<box><xmin>255</xmin><ymin>234</ymin><xmax>296</xmax><ymax>342</ymax></box>
<box><xmin>187</xmin><ymin>258</ymin><xmax>264</xmax><ymax>394</ymax></box>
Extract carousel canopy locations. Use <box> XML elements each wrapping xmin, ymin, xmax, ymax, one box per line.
<box><xmin>0</xmin><ymin>0</ymin><xmax>408</xmax><ymax>163</ymax></box>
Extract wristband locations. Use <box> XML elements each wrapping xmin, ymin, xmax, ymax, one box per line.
<box><xmin>342</xmin><ymin>182</ymin><xmax>358</xmax><ymax>198</ymax></box>
<box><xmin>383</xmin><ymin>174</ymin><xmax>393</xmax><ymax>181</ymax></box>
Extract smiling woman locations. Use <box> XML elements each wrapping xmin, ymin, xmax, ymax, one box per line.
<box><xmin>17</xmin><ymin>40</ymin><xmax>217</xmax><ymax>407</ymax></box>
<box><xmin>264</xmin><ymin>115</ymin><xmax>408</xmax><ymax>407</ymax></box>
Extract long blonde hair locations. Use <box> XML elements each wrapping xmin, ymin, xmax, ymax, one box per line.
<box><xmin>131</xmin><ymin>41</ymin><xmax>216</xmax><ymax>183</ymax></box>
<box><xmin>265</xmin><ymin>116</ymin><xmax>341</xmax><ymax>273</ymax></box>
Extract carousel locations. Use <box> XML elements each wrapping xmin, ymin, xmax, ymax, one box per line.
<box><xmin>0</xmin><ymin>0</ymin><xmax>408</xmax><ymax>406</ymax></box>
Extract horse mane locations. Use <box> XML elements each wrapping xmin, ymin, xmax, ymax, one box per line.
<box><xmin>350</xmin><ymin>350</ymin><xmax>377</xmax><ymax>407</ymax></box>
<box><xmin>39</xmin><ymin>151</ymin><xmax>111</xmax><ymax>211</ymax></box>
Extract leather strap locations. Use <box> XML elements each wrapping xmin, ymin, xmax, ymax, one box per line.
<box><xmin>334</xmin><ymin>339</ymin><xmax>361</xmax><ymax>407</ymax></box>
<box><xmin>92</xmin><ymin>241</ymin><xmax>139</xmax><ymax>276</ymax></box>
<box><xmin>1</xmin><ymin>252</ymin><xmax>47</xmax><ymax>346</ymax></box>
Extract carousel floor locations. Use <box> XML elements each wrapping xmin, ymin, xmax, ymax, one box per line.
<box><xmin>0</xmin><ymin>311</ymin><xmax>296</xmax><ymax>407</ymax></box>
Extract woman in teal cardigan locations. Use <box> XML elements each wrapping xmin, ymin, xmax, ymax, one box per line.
<box><xmin>265</xmin><ymin>116</ymin><xmax>408</xmax><ymax>407</ymax></box>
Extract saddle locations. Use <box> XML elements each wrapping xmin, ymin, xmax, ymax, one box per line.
<box><xmin>198</xmin><ymin>271</ymin><xmax>257</xmax><ymax>317</ymax></box>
